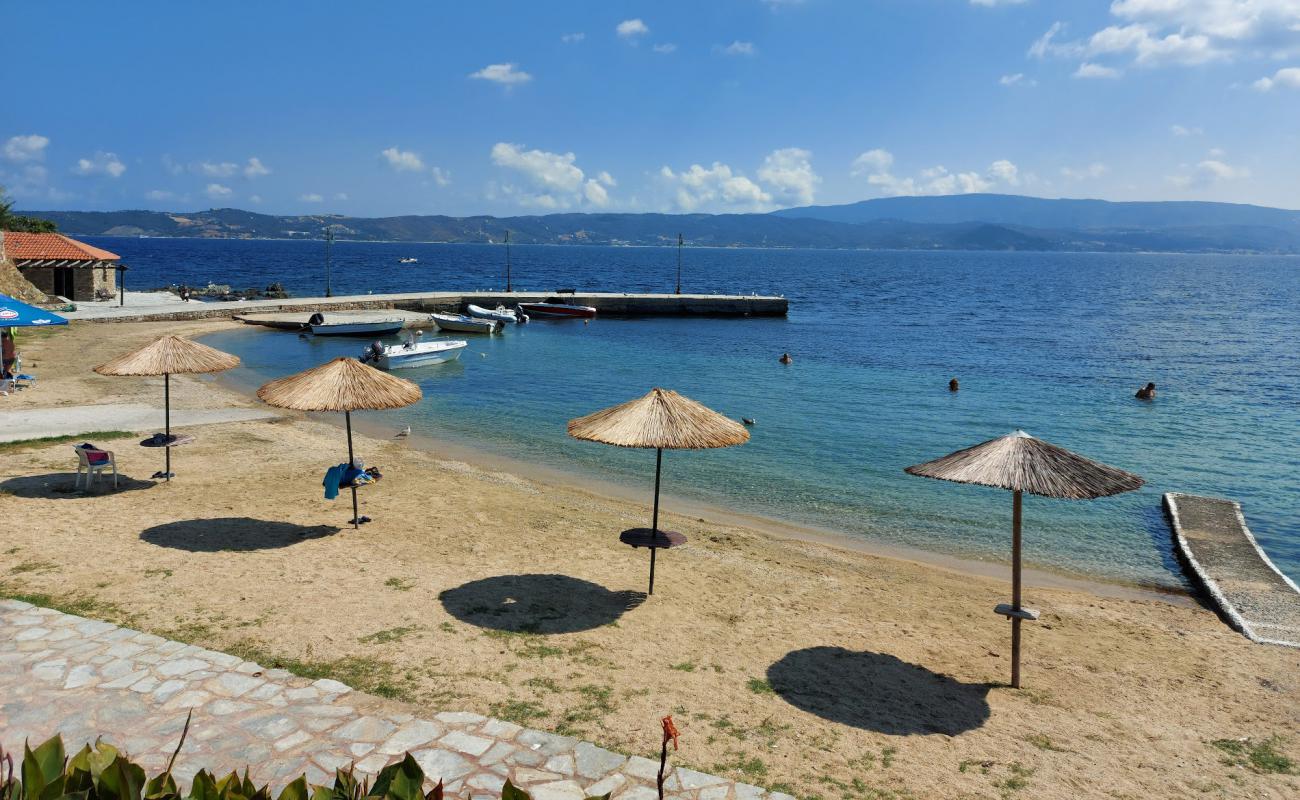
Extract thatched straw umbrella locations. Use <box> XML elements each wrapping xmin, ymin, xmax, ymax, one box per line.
<box><xmin>905</xmin><ymin>430</ymin><xmax>1143</xmax><ymax>688</ymax></box>
<box><xmin>257</xmin><ymin>357</ymin><xmax>420</xmax><ymax>529</ymax></box>
<box><xmin>94</xmin><ymin>335</ymin><xmax>240</xmax><ymax>481</ymax></box>
<box><xmin>568</xmin><ymin>388</ymin><xmax>749</xmax><ymax>594</ymax></box>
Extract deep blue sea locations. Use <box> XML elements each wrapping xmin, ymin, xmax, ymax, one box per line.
<box><xmin>86</xmin><ymin>236</ymin><xmax>1300</xmax><ymax>590</ymax></box>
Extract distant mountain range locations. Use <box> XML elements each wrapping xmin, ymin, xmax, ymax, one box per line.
<box><xmin>20</xmin><ymin>194</ymin><xmax>1300</xmax><ymax>253</ymax></box>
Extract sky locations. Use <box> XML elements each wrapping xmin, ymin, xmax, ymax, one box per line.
<box><xmin>4</xmin><ymin>0</ymin><xmax>1299</xmax><ymax>216</ymax></box>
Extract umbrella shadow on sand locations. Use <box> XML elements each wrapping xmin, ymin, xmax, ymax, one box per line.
<box><xmin>439</xmin><ymin>574</ymin><xmax>646</xmax><ymax>634</ymax></box>
<box><xmin>0</xmin><ymin>472</ymin><xmax>156</xmax><ymax>499</ymax></box>
<box><xmin>767</xmin><ymin>646</ymin><xmax>991</xmax><ymax>735</ymax></box>
<box><xmin>140</xmin><ymin>517</ymin><xmax>340</xmax><ymax>552</ymax></box>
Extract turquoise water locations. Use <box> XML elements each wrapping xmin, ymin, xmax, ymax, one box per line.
<box><xmin>93</xmin><ymin>237</ymin><xmax>1300</xmax><ymax>589</ymax></box>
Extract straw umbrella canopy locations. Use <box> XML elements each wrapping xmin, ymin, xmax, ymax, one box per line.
<box><xmin>257</xmin><ymin>357</ymin><xmax>420</xmax><ymax>528</ymax></box>
<box><xmin>905</xmin><ymin>430</ymin><xmax>1144</xmax><ymax>688</ymax></box>
<box><xmin>93</xmin><ymin>335</ymin><xmax>240</xmax><ymax>481</ymax></box>
<box><xmin>568</xmin><ymin>388</ymin><xmax>749</xmax><ymax>594</ymax></box>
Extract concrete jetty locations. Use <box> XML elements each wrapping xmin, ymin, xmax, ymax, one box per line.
<box><xmin>1164</xmin><ymin>492</ymin><xmax>1300</xmax><ymax>648</ymax></box>
<box><xmin>63</xmin><ymin>290</ymin><xmax>787</xmax><ymax>324</ymax></box>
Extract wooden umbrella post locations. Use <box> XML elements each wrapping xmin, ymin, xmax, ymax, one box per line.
<box><xmin>648</xmin><ymin>447</ymin><xmax>663</xmax><ymax>595</ymax></box>
<box><xmin>1011</xmin><ymin>489</ymin><xmax>1023</xmax><ymax>688</ymax></box>
<box><xmin>164</xmin><ymin>373</ymin><xmax>171</xmax><ymax>481</ymax></box>
<box><xmin>346</xmin><ymin>410</ymin><xmax>359</xmax><ymax>529</ymax></box>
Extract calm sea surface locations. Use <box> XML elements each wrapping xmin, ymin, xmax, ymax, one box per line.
<box><xmin>86</xmin><ymin>236</ymin><xmax>1300</xmax><ymax>589</ymax></box>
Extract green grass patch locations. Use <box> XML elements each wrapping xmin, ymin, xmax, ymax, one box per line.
<box><xmin>358</xmin><ymin>625</ymin><xmax>419</xmax><ymax>644</ymax></box>
<box><xmin>1025</xmin><ymin>733</ymin><xmax>1069</xmax><ymax>752</ymax></box>
<box><xmin>383</xmin><ymin>577</ymin><xmax>414</xmax><ymax>591</ymax></box>
<box><xmin>9</xmin><ymin>560</ymin><xmax>58</xmax><ymax>575</ymax></box>
<box><xmin>224</xmin><ymin>641</ymin><xmax>407</xmax><ymax>699</ymax></box>
<box><xmin>490</xmin><ymin>698</ymin><xmax>549</xmax><ymax>725</ymax></box>
<box><xmin>995</xmin><ymin>762</ymin><xmax>1034</xmax><ymax>793</ymax></box>
<box><xmin>1210</xmin><ymin>736</ymin><xmax>1297</xmax><ymax>774</ymax></box>
<box><xmin>671</xmin><ymin>661</ymin><xmax>697</xmax><ymax>672</ymax></box>
<box><xmin>712</xmin><ymin>752</ymin><xmax>768</xmax><ymax>781</ymax></box>
<box><xmin>747</xmin><ymin>677</ymin><xmax>774</xmax><ymax>695</ymax></box>
<box><xmin>0</xmin><ymin>586</ymin><xmax>134</xmax><ymax>624</ymax></box>
<box><xmin>0</xmin><ymin>431</ymin><xmax>134</xmax><ymax>455</ymax></box>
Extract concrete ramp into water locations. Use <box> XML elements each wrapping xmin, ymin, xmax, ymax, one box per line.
<box><xmin>1164</xmin><ymin>492</ymin><xmax>1300</xmax><ymax>648</ymax></box>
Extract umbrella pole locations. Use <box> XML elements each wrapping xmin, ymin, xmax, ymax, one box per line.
<box><xmin>164</xmin><ymin>373</ymin><xmax>171</xmax><ymax>481</ymax></box>
<box><xmin>1011</xmin><ymin>489</ymin><xmax>1023</xmax><ymax>689</ymax></box>
<box><xmin>648</xmin><ymin>447</ymin><xmax>662</xmax><ymax>595</ymax></box>
<box><xmin>346</xmin><ymin>411</ymin><xmax>359</xmax><ymax>529</ymax></box>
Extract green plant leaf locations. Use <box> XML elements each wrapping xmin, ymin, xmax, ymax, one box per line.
<box><xmin>188</xmin><ymin>771</ymin><xmax>221</xmax><ymax>800</ymax></box>
<box><xmin>22</xmin><ymin>736</ymin><xmax>66</xmax><ymax>800</ymax></box>
<box><xmin>370</xmin><ymin>755</ymin><xmax>424</xmax><ymax>800</ymax></box>
<box><xmin>500</xmin><ymin>781</ymin><xmax>531</xmax><ymax>800</ymax></box>
<box><xmin>276</xmin><ymin>776</ymin><xmax>310</xmax><ymax>800</ymax></box>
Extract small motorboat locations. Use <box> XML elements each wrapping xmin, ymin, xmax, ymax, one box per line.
<box><xmin>307</xmin><ymin>312</ymin><xmax>406</xmax><ymax>337</ymax></box>
<box><xmin>518</xmin><ymin>297</ymin><xmax>597</xmax><ymax>319</ymax></box>
<box><xmin>430</xmin><ymin>312</ymin><xmax>503</xmax><ymax>334</ymax></box>
<box><xmin>359</xmin><ymin>333</ymin><xmax>467</xmax><ymax>370</ymax></box>
<box><xmin>399</xmin><ymin>257</ymin><xmax>419</xmax><ymax>264</ymax></box>
<box><xmin>467</xmin><ymin>303</ymin><xmax>528</xmax><ymax>324</ymax></box>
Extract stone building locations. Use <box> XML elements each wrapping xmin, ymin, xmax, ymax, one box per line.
<box><xmin>0</xmin><ymin>231</ymin><xmax>121</xmax><ymax>301</ymax></box>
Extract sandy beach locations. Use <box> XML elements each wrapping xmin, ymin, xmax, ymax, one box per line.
<box><xmin>2</xmin><ymin>319</ymin><xmax>1297</xmax><ymax>800</ymax></box>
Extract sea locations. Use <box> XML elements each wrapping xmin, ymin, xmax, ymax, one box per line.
<box><xmin>84</xmin><ymin>236</ymin><xmax>1300</xmax><ymax>590</ymax></box>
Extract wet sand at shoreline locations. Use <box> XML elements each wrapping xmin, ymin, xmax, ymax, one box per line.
<box><xmin>1</xmin><ymin>320</ymin><xmax>1296</xmax><ymax>799</ymax></box>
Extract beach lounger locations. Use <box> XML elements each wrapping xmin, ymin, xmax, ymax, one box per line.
<box><xmin>74</xmin><ymin>445</ymin><xmax>118</xmax><ymax>490</ymax></box>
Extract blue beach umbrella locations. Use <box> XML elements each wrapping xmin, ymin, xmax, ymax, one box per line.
<box><xmin>0</xmin><ymin>293</ymin><xmax>68</xmax><ymax>328</ymax></box>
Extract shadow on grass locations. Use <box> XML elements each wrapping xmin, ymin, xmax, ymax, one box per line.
<box><xmin>140</xmin><ymin>517</ymin><xmax>340</xmax><ymax>552</ymax></box>
<box><xmin>0</xmin><ymin>472</ymin><xmax>155</xmax><ymax>498</ymax></box>
<box><xmin>767</xmin><ymin>646</ymin><xmax>991</xmax><ymax>735</ymax></box>
<box><xmin>439</xmin><ymin>573</ymin><xmax>646</xmax><ymax>634</ymax></box>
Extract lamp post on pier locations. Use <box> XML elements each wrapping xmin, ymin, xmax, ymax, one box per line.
<box><xmin>675</xmin><ymin>233</ymin><xmax>683</xmax><ymax>295</ymax></box>
<box><xmin>324</xmin><ymin>226</ymin><xmax>334</xmax><ymax>298</ymax></box>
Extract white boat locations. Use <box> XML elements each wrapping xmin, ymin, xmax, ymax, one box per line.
<box><xmin>467</xmin><ymin>303</ymin><xmax>528</xmax><ymax>324</ymax></box>
<box><xmin>307</xmin><ymin>312</ymin><xmax>406</xmax><ymax>337</ymax></box>
<box><xmin>359</xmin><ymin>335</ymin><xmax>467</xmax><ymax>370</ymax></box>
<box><xmin>518</xmin><ymin>299</ymin><xmax>597</xmax><ymax>319</ymax></box>
<box><xmin>399</xmin><ymin>257</ymin><xmax>419</xmax><ymax>264</ymax></box>
<box><xmin>430</xmin><ymin>312</ymin><xmax>502</xmax><ymax>334</ymax></box>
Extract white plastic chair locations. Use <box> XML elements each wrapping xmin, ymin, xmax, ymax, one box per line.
<box><xmin>74</xmin><ymin>447</ymin><xmax>118</xmax><ymax>490</ymax></box>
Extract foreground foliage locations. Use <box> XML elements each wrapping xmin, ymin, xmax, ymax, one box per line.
<box><xmin>0</xmin><ymin>731</ymin><xmax>610</xmax><ymax>800</ymax></box>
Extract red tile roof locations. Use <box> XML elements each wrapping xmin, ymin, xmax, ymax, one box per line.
<box><xmin>2</xmin><ymin>232</ymin><xmax>120</xmax><ymax>262</ymax></box>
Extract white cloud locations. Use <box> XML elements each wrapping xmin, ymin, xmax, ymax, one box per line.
<box><xmin>659</xmin><ymin>162</ymin><xmax>772</xmax><ymax>212</ymax></box>
<box><xmin>334</xmin><ymin>192</ymin><xmax>348</xmax><ymax>201</ymax></box>
<box><xmin>430</xmin><ymin>166</ymin><xmax>451</xmax><ymax>187</ymax></box>
<box><xmin>757</xmin><ymin>147</ymin><xmax>821</xmax><ymax>206</ymax></box>
<box><xmin>988</xmin><ymin>159</ymin><xmax>1020</xmax><ymax>186</ymax></box>
<box><xmin>248</xmin><ymin>194</ymin><xmax>263</xmax><ymax>204</ymax></box>
<box><xmin>490</xmin><ymin>142</ymin><xmax>611</xmax><ymax>208</ymax></box>
<box><xmin>617</xmin><ymin>19</ymin><xmax>649</xmax><ymax>39</ymax></box>
<box><xmin>1061</xmin><ymin>162</ymin><xmax>1110</xmax><ymax>180</ymax></box>
<box><xmin>596</xmin><ymin>170</ymin><xmax>616</xmax><ymax>187</ymax></box>
<box><xmin>162</xmin><ymin>154</ymin><xmax>184</xmax><ymax>175</ymax></box>
<box><xmin>653</xmin><ymin>43</ymin><xmax>677</xmax><ymax>54</ymax></box>
<box><xmin>205</xmin><ymin>183</ymin><xmax>232</xmax><ymax>199</ymax></box>
<box><xmin>1075</xmin><ymin>62</ymin><xmax>1122</xmax><ymax>78</ymax></box>
<box><xmin>73</xmin><ymin>152</ymin><xmax>126</xmax><ymax>178</ymax></box>
<box><xmin>3</xmin><ymin>134</ymin><xmax>49</xmax><ymax>162</ymax></box>
<box><xmin>1029</xmin><ymin>21</ymin><xmax>1066</xmax><ymax>59</ymax></box>
<box><xmin>999</xmin><ymin>73</ymin><xmax>1036</xmax><ymax>86</ymax></box>
<box><xmin>561</xmin><ymin>32</ymin><xmax>585</xmax><ymax>44</ymax></box>
<box><xmin>469</xmin><ymin>63</ymin><xmax>533</xmax><ymax>85</ymax></box>
<box><xmin>299</xmin><ymin>192</ymin><xmax>324</xmax><ymax>203</ymax></box>
<box><xmin>1171</xmin><ymin>124</ymin><xmax>1203</xmax><ymax>136</ymax></box>
<box><xmin>145</xmin><ymin>189</ymin><xmax>174</xmax><ymax>201</ymax></box>
<box><xmin>198</xmin><ymin>161</ymin><xmax>238</xmax><ymax>177</ymax></box>
<box><xmin>851</xmin><ymin>149</ymin><xmax>1017</xmax><ymax>196</ymax></box>
<box><xmin>1168</xmin><ymin>157</ymin><xmax>1251</xmax><ymax>187</ymax></box>
<box><xmin>719</xmin><ymin>41</ymin><xmax>757</xmax><ymax>56</ymax></box>
<box><xmin>1253</xmin><ymin>66</ymin><xmax>1300</xmax><ymax>90</ymax></box>
<box><xmin>243</xmin><ymin>157</ymin><xmax>270</xmax><ymax>178</ymax></box>
<box><xmin>381</xmin><ymin>147</ymin><xmax>425</xmax><ymax>172</ymax></box>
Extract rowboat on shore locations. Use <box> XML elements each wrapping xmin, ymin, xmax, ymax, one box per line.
<box><xmin>359</xmin><ymin>335</ymin><xmax>467</xmax><ymax>370</ymax></box>
<box><xmin>430</xmin><ymin>312</ymin><xmax>503</xmax><ymax>334</ymax></box>
<box><xmin>467</xmin><ymin>304</ymin><xmax>528</xmax><ymax>324</ymax></box>
<box><xmin>518</xmin><ymin>298</ymin><xmax>597</xmax><ymax>319</ymax></box>
<box><xmin>307</xmin><ymin>313</ymin><xmax>406</xmax><ymax>337</ymax></box>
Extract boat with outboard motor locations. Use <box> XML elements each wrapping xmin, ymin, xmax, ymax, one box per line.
<box><xmin>430</xmin><ymin>312</ymin><xmax>503</xmax><ymax>334</ymax></box>
<box><xmin>517</xmin><ymin>297</ymin><xmax>597</xmax><ymax>319</ymax></box>
<box><xmin>358</xmin><ymin>332</ymin><xmax>467</xmax><ymax>370</ymax></box>
<box><xmin>467</xmin><ymin>304</ymin><xmax>528</xmax><ymax>324</ymax></box>
<box><xmin>307</xmin><ymin>312</ymin><xmax>407</xmax><ymax>336</ymax></box>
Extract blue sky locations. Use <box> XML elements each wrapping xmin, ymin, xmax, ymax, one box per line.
<box><xmin>4</xmin><ymin>0</ymin><xmax>1299</xmax><ymax>216</ymax></box>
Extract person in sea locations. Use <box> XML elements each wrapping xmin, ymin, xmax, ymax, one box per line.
<box><xmin>1135</xmin><ymin>382</ymin><xmax>1156</xmax><ymax>400</ymax></box>
<box><xmin>779</xmin><ymin>352</ymin><xmax>793</xmax><ymax>365</ymax></box>
<box><xmin>949</xmin><ymin>377</ymin><xmax>959</xmax><ymax>392</ymax></box>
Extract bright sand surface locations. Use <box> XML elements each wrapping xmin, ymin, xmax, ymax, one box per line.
<box><xmin>1</xmin><ymin>320</ymin><xmax>1297</xmax><ymax>800</ymax></box>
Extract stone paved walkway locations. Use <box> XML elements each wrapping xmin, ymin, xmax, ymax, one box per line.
<box><xmin>0</xmin><ymin>600</ymin><xmax>782</xmax><ymax>800</ymax></box>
